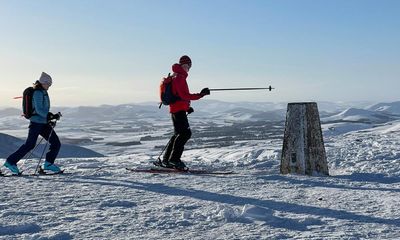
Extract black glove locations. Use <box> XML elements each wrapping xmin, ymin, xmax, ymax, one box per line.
<box><xmin>200</xmin><ymin>88</ymin><xmax>210</xmax><ymax>96</ymax></box>
<box><xmin>47</xmin><ymin>112</ymin><xmax>54</xmax><ymax>122</ymax></box>
<box><xmin>187</xmin><ymin>107</ymin><xmax>194</xmax><ymax>114</ymax></box>
<box><xmin>52</xmin><ymin>112</ymin><xmax>61</xmax><ymax>120</ymax></box>
<box><xmin>47</xmin><ymin>112</ymin><xmax>62</xmax><ymax>122</ymax></box>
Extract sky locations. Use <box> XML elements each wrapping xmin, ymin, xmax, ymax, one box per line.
<box><xmin>0</xmin><ymin>0</ymin><xmax>399</xmax><ymax>108</ymax></box>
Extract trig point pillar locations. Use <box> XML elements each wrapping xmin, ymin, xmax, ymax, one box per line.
<box><xmin>281</xmin><ymin>102</ymin><xmax>329</xmax><ymax>176</ymax></box>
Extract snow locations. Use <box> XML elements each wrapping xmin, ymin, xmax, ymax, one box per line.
<box><xmin>369</xmin><ymin>120</ymin><xmax>400</xmax><ymax>134</ymax></box>
<box><xmin>1</xmin><ymin>101</ymin><xmax>400</xmax><ymax>239</ymax></box>
<box><xmin>322</xmin><ymin>122</ymin><xmax>372</xmax><ymax>136</ymax></box>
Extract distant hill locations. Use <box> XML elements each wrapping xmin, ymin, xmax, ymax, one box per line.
<box><xmin>366</xmin><ymin>101</ymin><xmax>400</xmax><ymax>115</ymax></box>
<box><xmin>321</xmin><ymin>108</ymin><xmax>394</xmax><ymax>123</ymax></box>
<box><xmin>57</xmin><ymin>104</ymin><xmax>169</xmax><ymax>122</ymax></box>
<box><xmin>0</xmin><ymin>108</ymin><xmax>21</xmax><ymax>118</ymax></box>
<box><xmin>0</xmin><ymin>133</ymin><xmax>104</xmax><ymax>159</ymax></box>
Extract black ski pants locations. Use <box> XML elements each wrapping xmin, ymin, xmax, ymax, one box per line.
<box><xmin>7</xmin><ymin>122</ymin><xmax>61</xmax><ymax>165</ymax></box>
<box><xmin>163</xmin><ymin>111</ymin><xmax>192</xmax><ymax>162</ymax></box>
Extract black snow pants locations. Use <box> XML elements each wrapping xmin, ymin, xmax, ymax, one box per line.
<box><xmin>163</xmin><ymin>111</ymin><xmax>192</xmax><ymax>162</ymax></box>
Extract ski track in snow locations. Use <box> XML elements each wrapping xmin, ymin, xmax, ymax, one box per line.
<box><xmin>1</xmin><ymin>130</ymin><xmax>400</xmax><ymax>239</ymax></box>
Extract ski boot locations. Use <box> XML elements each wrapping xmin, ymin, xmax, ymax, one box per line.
<box><xmin>3</xmin><ymin>161</ymin><xmax>21</xmax><ymax>175</ymax></box>
<box><xmin>42</xmin><ymin>161</ymin><xmax>62</xmax><ymax>174</ymax></box>
<box><xmin>153</xmin><ymin>158</ymin><xmax>174</xmax><ymax>168</ymax></box>
<box><xmin>169</xmin><ymin>160</ymin><xmax>188</xmax><ymax>171</ymax></box>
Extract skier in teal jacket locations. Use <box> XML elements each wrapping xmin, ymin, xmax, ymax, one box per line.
<box><xmin>3</xmin><ymin>72</ymin><xmax>62</xmax><ymax>175</ymax></box>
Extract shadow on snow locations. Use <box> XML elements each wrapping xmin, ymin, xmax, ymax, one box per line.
<box><xmin>259</xmin><ymin>173</ymin><xmax>400</xmax><ymax>193</ymax></box>
<box><xmin>45</xmin><ymin>175</ymin><xmax>400</xmax><ymax>230</ymax></box>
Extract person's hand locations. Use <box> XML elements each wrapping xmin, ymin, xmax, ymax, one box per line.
<box><xmin>47</xmin><ymin>112</ymin><xmax>54</xmax><ymax>122</ymax></box>
<box><xmin>187</xmin><ymin>107</ymin><xmax>194</xmax><ymax>114</ymax></box>
<box><xmin>200</xmin><ymin>88</ymin><xmax>210</xmax><ymax>96</ymax></box>
<box><xmin>47</xmin><ymin>112</ymin><xmax>62</xmax><ymax>122</ymax></box>
<box><xmin>52</xmin><ymin>112</ymin><xmax>61</xmax><ymax>120</ymax></box>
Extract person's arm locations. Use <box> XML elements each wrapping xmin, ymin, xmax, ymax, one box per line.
<box><xmin>174</xmin><ymin>76</ymin><xmax>202</xmax><ymax>101</ymax></box>
<box><xmin>33</xmin><ymin>90</ymin><xmax>48</xmax><ymax>118</ymax></box>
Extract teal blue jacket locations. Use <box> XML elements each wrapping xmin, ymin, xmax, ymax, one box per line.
<box><xmin>30</xmin><ymin>90</ymin><xmax>50</xmax><ymax>124</ymax></box>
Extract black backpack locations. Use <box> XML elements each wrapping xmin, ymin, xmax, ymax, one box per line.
<box><xmin>159</xmin><ymin>73</ymin><xmax>180</xmax><ymax>108</ymax></box>
<box><xmin>22</xmin><ymin>87</ymin><xmax>37</xmax><ymax>119</ymax></box>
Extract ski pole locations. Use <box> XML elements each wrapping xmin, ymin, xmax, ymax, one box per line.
<box><xmin>157</xmin><ymin>137</ymin><xmax>173</xmax><ymax>162</ymax></box>
<box><xmin>19</xmin><ymin>136</ymin><xmax>45</xmax><ymax>171</ymax></box>
<box><xmin>33</xmin><ymin>120</ymin><xmax>57</xmax><ymax>175</ymax></box>
<box><xmin>209</xmin><ymin>85</ymin><xmax>274</xmax><ymax>92</ymax></box>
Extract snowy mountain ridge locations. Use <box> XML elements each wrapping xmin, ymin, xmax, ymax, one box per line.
<box><xmin>1</xmin><ymin>99</ymin><xmax>395</xmax><ymax>122</ymax></box>
<box><xmin>366</xmin><ymin>101</ymin><xmax>400</xmax><ymax>115</ymax></box>
<box><xmin>321</xmin><ymin>107</ymin><xmax>394</xmax><ymax>123</ymax></box>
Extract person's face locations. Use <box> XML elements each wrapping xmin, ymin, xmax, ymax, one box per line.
<box><xmin>41</xmin><ymin>83</ymin><xmax>51</xmax><ymax>90</ymax></box>
<box><xmin>182</xmin><ymin>64</ymin><xmax>191</xmax><ymax>73</ymax></box>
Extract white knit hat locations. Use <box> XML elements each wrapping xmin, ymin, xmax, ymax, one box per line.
<box><xmin>38</xmin><ymin>72</ymin><xmax>52</xmax><ymax>86</ymax></box>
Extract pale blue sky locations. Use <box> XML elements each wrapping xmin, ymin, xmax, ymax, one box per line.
<box><xmin>1</xmin><ymin>0</ymin><xmax>399</xmax><ymax>107</ymax></box>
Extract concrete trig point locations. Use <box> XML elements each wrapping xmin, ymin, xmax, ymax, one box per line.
<box><xmin>281</xmin><ymin>102</ymin><xmax>329</xmax><ymax>176</ymax></box>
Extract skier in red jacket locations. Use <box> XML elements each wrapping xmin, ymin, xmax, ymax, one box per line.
<box><xmin>162</xmin><ymin>55</ymin><xmax>210</xmax><ymax>170</ymax></box>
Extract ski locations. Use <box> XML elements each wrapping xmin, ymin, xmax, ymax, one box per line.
<box><xmin>126</xmin><ymin>167</ymin><xmax>235</xmax><ymax>175</ymax></box>
<box><xmin>152</xmin><ymin>160</ymin><xmax>189</xmax><ymax>171</ymax></box>
<box><xmin>0</xmin><ymin>169</ymin><xmax>65</xmax><ymax>177</ymax></box>
<box><xmin>36</xmin><ymin>169</ymin><xmax>65</xmax><ymax>176</ymax></box>
<box><xmin>0</xmin><ymin>172</ymin><xmax>22</xmax><ymax>177</ymax></box>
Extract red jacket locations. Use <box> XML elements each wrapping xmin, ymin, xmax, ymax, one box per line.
<box><xmin>169</xmin><ymin>64</ymin><xmax>202</xmax><ymax>113</ymax></box>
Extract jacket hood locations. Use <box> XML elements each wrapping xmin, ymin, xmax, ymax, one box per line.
<box><xmin>172</xmin><ymin>64</ymin><xmax>188</xmax><ymax>76</ymax></box>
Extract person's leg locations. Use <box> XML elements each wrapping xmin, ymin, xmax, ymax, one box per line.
<box><xmin>163</xmin><ymin>134</ymin><xmax>177</xmax><ymax>163</ymax></box>
<box><xmin>168</xmin><ymin>111</ymin><xmax>191</xmax><ymax>163</ymax></box>
<box><xmin>40</xmin><ymin>124</ymin><xmax>61</xmax><ymax>164</ymax></box>
<box><xmin>6</xmin><ymin>123</ymin><xmax>43</xmax><ymax>165</ymax></box>
<box><xmin>169</xmin><ymin>128</ymin><xmax>191</xmax><ymax>162</ymax></box>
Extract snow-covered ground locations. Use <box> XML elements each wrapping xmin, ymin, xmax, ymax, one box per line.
<box><xmin>1</xmin><ymin>101</ymin><xmax>400</xmax><ymax>239</ymax></box>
